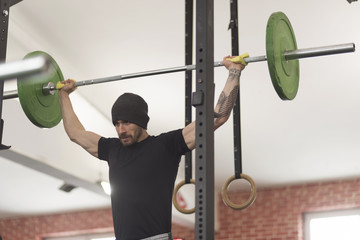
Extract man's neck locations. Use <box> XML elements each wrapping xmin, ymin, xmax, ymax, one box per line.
<box><xmin>138</xmin><ymin>130</ymin><xmax>149</xmax><ymax>143</ymax></box>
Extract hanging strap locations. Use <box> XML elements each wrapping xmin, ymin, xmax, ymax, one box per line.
<box><xmin>221</xmin><ymin>0</ymin><xmax>257</xmax><ymax>211</ymax></box>
<box><xmin>184</xmin><ymin>0</ymin><xmax>193</xmax><ymax>184</ymax></box>
<box><xmin>229</xmin><ymin>0</ymin><xmax>242</xmax><ymax>179</ymax></box>
<box><xmin>172</xmin><ymin>0</ymin><xmax>195</xmax><ymax>215</ymax></box>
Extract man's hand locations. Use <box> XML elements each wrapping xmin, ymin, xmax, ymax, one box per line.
<box><xmin>58</xmin><ymin>79</ymin><xmax>77</xmax><ymax>96</ymax></box>
<box><xmin>222</xmin><ymin>55</ymin><xmax>246</xmax><ymax>71</ymax></box>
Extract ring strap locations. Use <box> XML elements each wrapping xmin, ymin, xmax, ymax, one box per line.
<box><xmin>229</xmin><ymin>0</ymin><xmax>242</xmax><ymax>179</ymax></box>
<box><xmin>184</xmin><ymin>0</ymin><xmax>193</xmax><ymax>184</ymax></box>
<box><xmin>173</xmin><ymin>0</ymin><xmax>195</xmax><ymax>215</ymax></box>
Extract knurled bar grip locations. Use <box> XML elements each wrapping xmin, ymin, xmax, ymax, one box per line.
<box><xmin>221</xmin><ymin>174</ymin><xmax>257</xmax><ymax>210</ymax></box>
<box><xmin>172</xmin><ymin>179</ymin><xmax>196</xmax><ymax>214</ymax></box>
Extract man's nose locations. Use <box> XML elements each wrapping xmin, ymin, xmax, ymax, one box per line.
<box><xmin>117</xmin><ymin>124</ymin><xmax>126</xmax><ymax>134</ymax></box>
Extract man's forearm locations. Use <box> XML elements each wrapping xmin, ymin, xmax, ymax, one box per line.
<box><xmin>57</xmin><ymin>80</ymin><xmax>101</xmax><ymax>157</ymax></box>
<box><xmin>182</xmin><ymin>59</ymin><xmax>244</xmax><ymax>150</ymax></box>
<box><xmin>214</xmin><ymin>68</ymin><xmax>241</xmax><ymax>126</ymax></box>
<box><xmin>58</xmin><ymin>92</ymin><xmax>86</xmax><ymax>141</ymax></box>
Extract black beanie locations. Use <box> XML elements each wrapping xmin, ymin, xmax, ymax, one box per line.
<box><xmin>111</xmin><ymin>93</ymin><xmax>150</xmax><ymax>129</ymax></box>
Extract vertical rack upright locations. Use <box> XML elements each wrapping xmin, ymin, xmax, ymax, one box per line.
<box><xmin>194</xmin><ymin>0</ymin><xmax>215</xmax><ymax>239</ymax></box>
<box><xmin>0</xmin><ymin>0</ymin><xmax>23</xmax><ymax>150</ymax></box>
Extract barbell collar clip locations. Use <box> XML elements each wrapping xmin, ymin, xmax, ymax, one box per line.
<box><xmin>42</xmin><ymin>82</ymin><xmax>56</xmax><ymax>96</ymax></box>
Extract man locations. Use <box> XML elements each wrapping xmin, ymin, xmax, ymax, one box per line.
<box><xmin>58</xmin><ymin>56</ymin><xmax>245</xmax><ymax>240</ymax></box>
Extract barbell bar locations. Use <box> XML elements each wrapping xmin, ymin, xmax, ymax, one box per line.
<box><xmin>48</xmin><ymin>43</ymin><xmax>355</xmax><ymax>91</ymax></box>
<box><xmin>44</xmin><ymin>43</ymin><xmax>356</xmax><ymax>93</ymax></box>
<box><xmin>0</xmin><ymin>55</ymin><xmax>50</xmax><ymax>81</ymax></box>
<box><xmin>0</xmin><ymin>11</ymin><xmax>356</xmax><ymax>128</ymax></box>
<box><xmin>3</xmin><ymin>43</ymin><xmax>355</xmax><ymax>100</ymax></box>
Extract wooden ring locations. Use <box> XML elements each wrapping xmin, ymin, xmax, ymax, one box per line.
<box><xmin>172</xmin><ymin>179</ymin><xmax>195</xmax><ymax>214</ymax></box>
<box><xmin>221</xmin><ymin>174</ymin><xmax>257</xmax><ymax>210</ymax></box>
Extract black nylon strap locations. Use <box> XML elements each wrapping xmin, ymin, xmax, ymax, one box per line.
<box><xmin>185</xmin><ymin>0</ymin><xmax>193</xmax><ymax>184</ymax></box>
<box><xmin>229</xmin><ymin>0</ymin><xmax>242</xmax><ymax>179</ymax></box>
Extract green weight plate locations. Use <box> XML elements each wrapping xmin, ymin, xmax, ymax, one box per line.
<box><xmin>17</xmin><ymin>51</ymin><xmax>63</xmax><ymax>128</ymax></box>
<box><xmin>266</xmin><ymin>12</ymin><xmax>299</xmax><ymax>100</ymax></box>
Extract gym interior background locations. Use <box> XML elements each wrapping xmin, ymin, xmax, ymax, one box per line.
<box><xmin>1</xmin><ymin>0</ymin><xmax>360</xmax><ymax>239</ymax></box>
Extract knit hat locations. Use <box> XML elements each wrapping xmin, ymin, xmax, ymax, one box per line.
<box><xmin>111</xmin><ymin>93</ymin><xmax>150</xmax><ymax>129</ymax></box>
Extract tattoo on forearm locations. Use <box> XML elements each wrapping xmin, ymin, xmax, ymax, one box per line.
<box><xmin>229</xmin><ymin>69</ymin><xmax>241</xmax><ymax>81</ymax></box>
<box><xmin>214</xmin><ymin>85</ymin><xmax>239</xmax><ymax>120</ymax></box>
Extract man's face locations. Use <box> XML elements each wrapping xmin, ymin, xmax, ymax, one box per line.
<box><xmin>115</xmin><ymin>120</ymin><xmax>143</xmax><ymax>147</ymax></box>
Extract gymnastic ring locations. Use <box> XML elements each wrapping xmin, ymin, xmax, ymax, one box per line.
<box><xmin>221</xmin><ymin>174</ymin><xmax>257</xmax><ymax>210</ymax></box>
<box><xmin>172</xmin><ymin>179</ymin><xmax>195</xmax><ymax>214</ymax></box>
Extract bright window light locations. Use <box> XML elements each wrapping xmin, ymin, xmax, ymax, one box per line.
<box><xmin>100</xmin><ymin>180</ymin><xmax>111</xmax><ymax>195</ymax></box>
<box><xmin>304</xmin><ymin>209</ymin><xmax>360</xmax><ymax>240</ymax></box>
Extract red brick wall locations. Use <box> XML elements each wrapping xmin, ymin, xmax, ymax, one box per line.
<box><xmin>0</xmin><ymin>208</ymin><xmax>113</xmax><ymax>240</ymax></box>
<box><xmin>215</xmin><ymin>178</ymin><xmax>360</xmax><ymax>240</ymax></box>
<box><xmin>1</xmin><ymin>178</ymin><xmax>360</xmax><ymax>240</ymax></box>
<box><xmin>172</xmin><ymin>223</ymin><xmax>195</xmax><ymax>240</ymax></box>
<box><xmin>172</xmin><ymin>178</ymin><xmax>360</xmax><ymax>240</ymax></box>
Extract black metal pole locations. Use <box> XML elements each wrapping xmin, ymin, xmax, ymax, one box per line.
<box><xmin>0</xmin><ymin>0</ymin><xmax>23</xmax><ymax>150</ymax></box>
<box><xmin>194</xmin><ymin>0</ymin><xmax>215</xmax><ymax>239</ymax></box>
<box><xmin>0</xmin><ymin>0</ymin><xmax>13</xmax><ymax>149</ymax></box>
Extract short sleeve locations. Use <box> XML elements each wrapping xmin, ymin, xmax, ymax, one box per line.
<box><xmin>159</xmin><ymin>129</ymin><xmax>190</xmax><ymax>156</ymax></box>
<box><xmin>98</xmin><ymin>137</ymin><xmax>120</xmax><ymax>161</ymax></box>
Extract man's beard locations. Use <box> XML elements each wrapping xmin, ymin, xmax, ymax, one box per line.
<box><xmin>119</xmin><ymin>127</ymin><xmax>142</xmax><ymax>146</ymax></box>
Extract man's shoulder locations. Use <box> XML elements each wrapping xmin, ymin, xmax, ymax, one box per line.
<box><xmin>154</xmin><ymin>129</ymin><xmax>184</xmax><ymax>139</ymax></box>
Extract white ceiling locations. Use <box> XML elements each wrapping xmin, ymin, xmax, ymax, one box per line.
<box><xmin>0</xmin><ymin>0</ymin><xmax>360</xmax><ymax>226</ymax></box>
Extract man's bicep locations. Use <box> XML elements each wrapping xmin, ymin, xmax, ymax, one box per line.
<box><xmin>73</xmin><ymin>130</ymin><xmax>102</xmax><ymax>158</ymax></box>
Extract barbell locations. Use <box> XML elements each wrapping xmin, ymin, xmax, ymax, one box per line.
<box><xmin>1</xmin><ymin>12</ymin><xmax>356</xmax><ymax>128</ymax></box>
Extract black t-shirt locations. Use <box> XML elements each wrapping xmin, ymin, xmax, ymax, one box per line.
<box><xmin>98</xmin><ymin>129</ymin><xmax>190</xmax><ymax>240</ymax></box>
